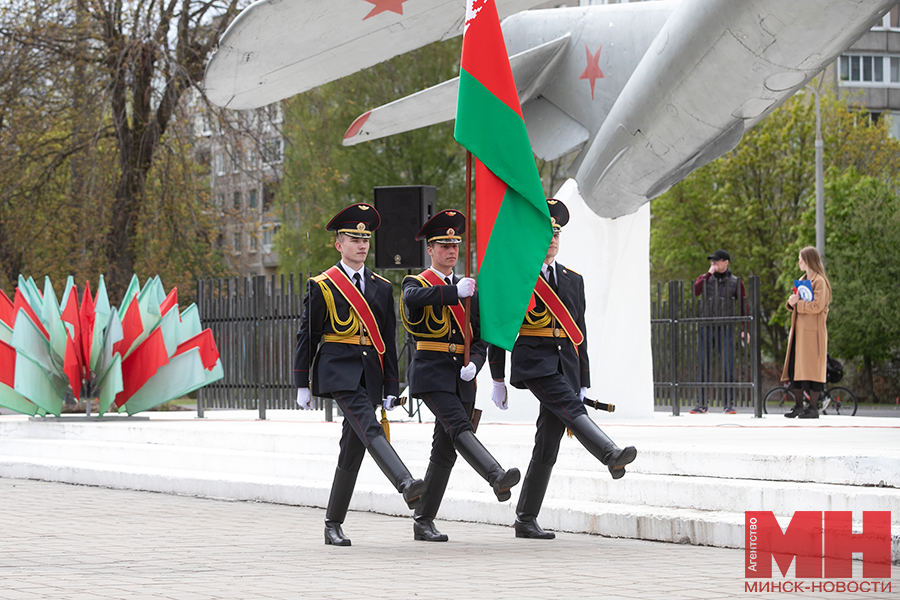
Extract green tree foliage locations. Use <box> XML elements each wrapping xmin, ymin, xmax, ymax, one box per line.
<box><xmin>650</xmin><ymin>87</ymin><xmax>900</xmax><ymax>361</ymax></box>
<box><xmin>275</xmin><ymin>39</ymin><xmax>468</xmax><ymax>280</ymax></box>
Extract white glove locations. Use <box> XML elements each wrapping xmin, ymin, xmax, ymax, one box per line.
<box><xmin>383</xmin><ymin>395</ymin><xmax>397</xmax><ymax>411</ymax></box>
<box><xmin>456</xmin><ymin>277</ymin><xmax>476</xmax><ymax>298</ymax></box>
<box><xmin>579</xmin><ymin>387</ymin><xmax>588</xmax><ymax>401</ymax></box>
<box><xmin>296</xmin><ymin>388</ymin><xmax>314</xmax><ymax>410</ymax></box>
<box><xmin>491</xmin><ymin>380</ymin><xmax>508</xmax><ymax>410</ymax></box>
<box><xmin>459</xmin><ymin>362</ymin><xmax>477</xmax><ymax>382</ymax></box>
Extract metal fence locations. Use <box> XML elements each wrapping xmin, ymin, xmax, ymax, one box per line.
<box><xmin>196</xmin><ymin>274</ymin><xmax>305</xmax><ymax>419</ymax></box>
<box><xmin>651</xmin><ymin>276</ymin><xmax>763</xmax><ymax>416</ymax></box>
<box><xmin>196</xmin><ymin>273</ymin><xmax>424</xmax><ymax>421</ymax></box>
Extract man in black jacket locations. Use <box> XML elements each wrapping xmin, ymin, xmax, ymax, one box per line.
<box><xmin>488</xmin><ymin>198</ymin><xmax>637</xmax><ymax>540</ymax></box>
<box><xmin>691</xmin><ymin>248</ymin><xmax>749</xmax><ymax>414</ymax></box>
<box><xmin>294</xmin><ymin>203</ymin><xmax>425</xmax><ymax>547</ymax></box>
<box><xmin>401</xmin><ymin>209</ymin><xmax>520</xmax><ymax>542</ymax></box>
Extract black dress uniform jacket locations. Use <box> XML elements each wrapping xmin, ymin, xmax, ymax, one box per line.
<box><xmin>488</xmin><ymin>262</ymin><xmax>590</xmax><ymax>391</ymax></box>
<box><xmin>294</xmin><ymin>264</ymin><xmax>399</xmax><ymax>404</ymax></box>
<box><xmin>401</xmin><ymin>273</ymin><xmax>487</xmax><ymax>401</ymax></box>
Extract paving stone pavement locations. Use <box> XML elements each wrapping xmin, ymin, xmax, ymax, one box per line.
<box><xmin>1</xmin><ymin>478</ymin><xmax>896</xmax><ymax>600</ymax></box>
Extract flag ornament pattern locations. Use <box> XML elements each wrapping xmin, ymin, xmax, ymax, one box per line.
<box><xmin>0</xmin><ymin>275</ymin><xmax>223</xmax><ymax>417</ymax></box>
<box><xmin>454</xmin><ymin>0</ymin><xmax>553</xmax><ymax>351</ymax></box>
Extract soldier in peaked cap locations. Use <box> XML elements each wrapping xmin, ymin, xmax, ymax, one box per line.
<box><xmin>488</xmin><ymin>198</ymin><xmax>637</xmax><ymax>540</ymax></box>
<box><xmin>294</xmin><ymin>202</ymin><xmax>425</xmax><ymax>547</ymax></box>
<box><xmin>400</xmin><ymin>209</ymin><xmax>520</xmax><ymax>542</ymax></box>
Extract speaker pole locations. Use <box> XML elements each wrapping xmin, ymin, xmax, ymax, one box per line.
<box><xmin>464</xmin><ymin>151</ymin><xmax>472</xmax><ymax>365</ymax></box>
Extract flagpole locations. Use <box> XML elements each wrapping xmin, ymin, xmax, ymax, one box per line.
<box><xmin>464</xmin><ymin>150</ymin><xmax>472</xmax><ymax>365</ymax></box>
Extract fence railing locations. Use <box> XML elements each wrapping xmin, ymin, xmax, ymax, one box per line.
<box><xmin>651</xmin><ymin>276</ymin><xmax>763</xmax><ymax>416</ymax></box>
<box><xmin>200</xmin><ymin>273</ymin><xmax>763</xmax><ymax>419</ymax></box>
<box><xmin>196</xmin><ymin>274</ymin><xmax>305</xmax><ymax>419</ymax></box>
<box><xmin>196</xmin><ymin>273</ymin><xmax>423</xmax><ymax>421</ymax></box>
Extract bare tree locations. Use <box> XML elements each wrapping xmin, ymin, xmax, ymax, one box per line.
<box><xmin>89</xmin><ymin>0</ymin><xmax>242</xmax><ymax>298</ymax></box>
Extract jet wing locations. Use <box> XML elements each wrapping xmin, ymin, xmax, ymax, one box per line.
<box><xmin>204</xmin><ymin>0</ymin><xmax>547</xmax><ymax>110</ymax></box>
<box><xmin>342</xmin><ymin>34</ymin><xmax>573</xmax><ymax>148</ymax></box>
<box><xmin>577</xmin><ymin>0</ymin><xmax>897</xmax><ymax>218</ymax></box>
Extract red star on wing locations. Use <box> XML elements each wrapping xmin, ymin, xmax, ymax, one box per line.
<box><xmin>579</xmin><ymin>44</ymin><xmax>605</xmax><ymax>100</ymax></box>
<box><xmin>362</xmin><ymin>0</ymin><xmax>408</xmax><ymax>20</ymax></box>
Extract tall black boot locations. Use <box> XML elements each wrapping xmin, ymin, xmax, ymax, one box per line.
<box><xmin>324</xmin><ymin>467</ymin><xmax>357</xmax><ymax>546</ymax></box>
<box><xmin>453</xmin><ymin>430</ymin><xmax>520</xmax><ymax>501</ymax></box>
<box><xmin>413</xmin><ymin>462</ymin><xmax>452</xmax><ymax>542</ymax></box>
<box><xmin>514</xmin><ymin>460</ymin><xmax>555</xmax><ymax>539</ymax></box>
<box><xmin>367</xmin><ymin>435</ymin><xmax>427</xmax><ymax>510</ymax></box>
<box><xmin>569</xmin><ymin>414</ymin><xmax>637</xmax><ymax>479</ymax></box>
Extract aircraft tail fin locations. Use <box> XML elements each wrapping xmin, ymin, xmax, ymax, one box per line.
<box><xmin>342</xmin><ymin>34</ymin><xmax>572</xmax><ymax>147</ymax></box>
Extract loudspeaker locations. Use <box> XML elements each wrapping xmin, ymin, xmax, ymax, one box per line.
<box><xmin>373</xmin><ymin>186</ymin><xmax>436</xmax><ymax>270</ymax></box>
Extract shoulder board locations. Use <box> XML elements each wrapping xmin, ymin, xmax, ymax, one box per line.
<box><xmin>561</xmin><ymin>265</ymin><xmax>581</xmax><ymax>277</ymax></box>
<box><xmin>372</xmin><ymin>273</ymin><xmax>390</xmax><ymax>283</ymax></box>
<box><xmin>311</xmin><ymin>274</ymin><xmax>327</xmax><ymax>283</ymax></box>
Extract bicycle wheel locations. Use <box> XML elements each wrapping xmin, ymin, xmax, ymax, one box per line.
<box><xmin>824</xmin><ymin>387</ymin><xmax>858</xmax><ymax>416</ymax></box>
<box><xmin>763</xmin><ymin>387</ymin><xmax>794</xmax><ymax>415</ymax></box>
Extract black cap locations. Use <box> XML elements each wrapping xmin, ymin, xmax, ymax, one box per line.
<box><xmin>415</xmin><ymin>209</ymin><xmax>466</xmax><ymax>244</ymax></box>
<box><xmin>547</xmin><ymin>198</ymin><xmax>569</xmax><ymax>231</ymax></box>
<box><xmin>326</xmin><ymin>203</ymin><xmax>380</xmax><ymax>239</ymax></box>
<box><xmin>707</xmin><ymin>249</ymin><xmax>730</xmax><ymax>261</ymax></box>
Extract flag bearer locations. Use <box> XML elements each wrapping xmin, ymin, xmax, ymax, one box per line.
<box><xmin>401</xmin><ymin>209</ymin><xmax>520</xmax><ymax>542</ymax></box>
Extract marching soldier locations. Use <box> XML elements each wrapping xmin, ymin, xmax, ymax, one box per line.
<box><xmin>488</xmin><ymin>198</ymin><xmax>637</xmax><ymax>540</ymax></box>
<box><xmin>401</xmin><ymin>209</ymin><xmax>521</xmax><ymax>542</ymax></box>
<box><xmin>294</xmin><ymin>203</ymin><xmax>426</xmax><ymax>547</ymax></box>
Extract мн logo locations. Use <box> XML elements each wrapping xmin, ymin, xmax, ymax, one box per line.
<box><xmin>745</xmin><ymin>511</ymin><xmax>891</xmax><ymax>579</ymax></box>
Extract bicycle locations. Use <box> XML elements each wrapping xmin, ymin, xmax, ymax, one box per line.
<box><xmin>763</xmin><ymin>384</ymin><xmax>858</xmax><ymax>416</ymax></box>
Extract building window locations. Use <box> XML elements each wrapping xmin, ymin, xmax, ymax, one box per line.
<box><xmin>233</xmin><ymin>232</ymin><xmax>242</xmax><ymax>253</ymax></box>
<box><xmin>216</xmin><ymin>193</ymin><xmax>225</xmax><ymax>208</ymax></box>
<box><xmin>266</xmin><ymin>103</ymin><xmax>283</xmax><ymax>124</ymax></box>
<box><xmin>261</xmin><ymin>138</ymin><xmax>283</xmax><ymax>164</ymax></box>
<box><xmin>249</xmin><ymin>234</ymin><xmax>258</xmax><ymax>252</ymax></box>
<box><xmin>233</xmin><ymin>191</ymin><xmax>241</xmax><ymax>209</ymax></box>
<box><xmin>263</xmin><ymin>182</ymin><xmax>278</xmax><ymax>210</ymax></box>
<box><xmin>231</xmin><ymin>151</ymin><xmax>241</xmax><ymax>173</ymax></box>
<box><xmin>892</xmin><ymin>57</ymin><xmax>900</xmax><ymax>83</ymax></box>
<box><xmin>249</xmin><ymin>188</ymin><xmax>258</xmax><ymax>208</ymax></box>
<box><xmin>840</xmin><ymin>54</ymin><xmax>893</xmax><ymax>84</ymax></box>
<box><xmin>263</xmin><ymin>224</ymin><xmax>281</xmax><ymax>252</ymax></box>
<box><xmin>216</xmin><ymin>154</ymin><xmax>226</xmax><ymax>175</ymax></box>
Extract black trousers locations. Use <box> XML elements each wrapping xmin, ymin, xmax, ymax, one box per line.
<box><xmin>522</xmin><ymin>373</ymin><xmax>588</xmax><ymax>466</ymax></box>
<box><xmin>333</xmin><ymin>386</ymin><xmax>385</xmax><ymax>472</ymax></box>
<box><xmin>420</xmin><ymin>390</ymin><xmax>474</xmax><ymax>469</ymax></box>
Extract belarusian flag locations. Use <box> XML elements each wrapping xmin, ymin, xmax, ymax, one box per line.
<box><xmin>454</xmin><ymin>0</ymin><xmax>552</xmax><ymax>351</ymax></box>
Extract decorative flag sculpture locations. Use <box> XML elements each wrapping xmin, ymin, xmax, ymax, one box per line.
<box><xmin>454</xmin><ymin>0</ymin><xmax>553</xmax><ymax>351</ymax></box>
<box><xmin>0</xmin><ymin>275</ymin><xmax>223</xmax><ymax>417</ymax></box>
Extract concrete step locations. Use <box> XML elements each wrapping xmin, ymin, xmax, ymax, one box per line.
<box><xmin>3</xmin><ymin>414</ymin><xmax>899</xmax><ymax>564</ymax></box>
<box><xmin>5</xmin><ymin>419</ymin><xmax>899</xmax><ymax>488</ymax></box>
<box><xmin>2</xmin><ymin>433</ymin><xmax>898</xmax><ymax>517</ymax></box>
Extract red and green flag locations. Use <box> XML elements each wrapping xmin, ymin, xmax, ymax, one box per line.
<box><xmin>454</xmin><ymin>0</ymin><xmax>552</xmax><ymax>351</ymax></box>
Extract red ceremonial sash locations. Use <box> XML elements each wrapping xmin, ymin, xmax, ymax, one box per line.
<box><xmin>323</xmin><ymin>266</ymin><xmax>386</xmax><ymax>355</ymax></box>
<box><xmin>533</xmin><ymin>276</ymin><xmax>585</xmax><ymax>346</ymax></box>
<box><xmin>418</xmin><ymin>270</ymin><xmax>473</xmax><ymax>339</ymax></box>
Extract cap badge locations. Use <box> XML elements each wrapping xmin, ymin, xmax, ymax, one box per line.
<box><xmin>447</xmin><ymin>228</ymin><xmax>455</xmax><ymax>236</ymax></box>
<box><xmin>548</xmin><ymin>199</ymin><xmax>558</xmax><ymax>205</ymax></box>
<box><xmin>551</xmin><ymin>217</ymin><xmax>558</xmax><ymax>225</ymax></box>
<box><xmin>359</xmin><ymin>205</ymin><xmax>370</xmax><ymax>211</ymax></box>
<box><xmin>356</xmin><ymin>223</ymin><xmax>366</xmax><ymax>231</ymax></box>
<box><xmin>447</xmin><ymin>211</ymin><xmax>456</xmax><ymax>216</ymax></box>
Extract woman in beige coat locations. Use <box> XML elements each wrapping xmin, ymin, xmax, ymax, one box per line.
<box><xmin>780</xmin><ymin>246</ymin><xmax>832</xmax><ymax>419</ymax></box>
